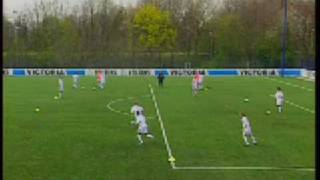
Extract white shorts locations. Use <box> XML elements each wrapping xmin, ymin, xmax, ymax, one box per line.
<box><xmin>243</xmin><ymin>128</ymin><xmax>252</xmax><ymax>137</ymax></box>
<box><xmin>276</xmin><ymin>99</ymin><xmax>284</xmax><ymax>106</ymax></box>
<box><xmin>192</xmin><ymin>85</ymin><xmax>198</xmax><ymax>91</ymax></box>
<box><xmin>138</xmin><ymin>125</ymin><xmax>149</xmax><ymax>134</ymax></box>
<box><xmin>198</xmin><ymin>82</ymin><xmax>203</xmax><ymax>89</ymax></box>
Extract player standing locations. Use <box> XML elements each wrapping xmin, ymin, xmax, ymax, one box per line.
<box><xmin>157</xmin><ymin>71</ymin><xmax>165</xmax><ymax>87</ymax></box>
<box><xmin>192</xmin><ymin>77</ymin><xmax>198</xmax><ymax>96</ymax></box>
<box><xmin>97</xmin><ymin>70</ymin><xmax>106</xmax><ymax>89</ymax></box>
<box><xmin>274</xmin><ymin>87</ymin><xmax>285</xmax><ymax>113</ymax></box>
<box><xmin>198</xmin><ymin>73</ymin><xmax>204</xmax><ymax>90</ymax></box>
<box><xmin>58</xmin><ymin>77</ymin><xmax>64</xmax><ymax>98</ymax></box>
<box><xmin>135</xmin><ymin>111</ymin><xmax>154</xmax><ymax>145</ymax></box>
<box><xmin>195</xmin><ymin>72</ymin><xmax>200</xmax><ymax>89</ymax></box>
<box><xmin>240</xmin><ymin>113</ymin><xmax>257</xmax><ymax>146</ymax></box>
<box><xmin>72</xmin><ymin>75</ymin><xmax>80</xmax><ymax>89</ymax></box>
<box><xmin>194</xmin><ymin>71</ymin><xmax>205</xmax><ymax>90</ymax></box>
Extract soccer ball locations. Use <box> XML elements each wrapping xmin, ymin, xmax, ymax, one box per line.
<box><xmin>35</xmin><ymin>108</ymin><xmax>40</xmax><ymax>112</ymax></box>
<box><xmin>243</xmin><ymin>98</ymin><xmax>249</xmax><ymax>102</ymax></box>
<box><xmin>265</xmin><ymin>110</ymin><xmax>271</xmax><ymax>115</ymax></box>
<box><xmin>54</xmin><ymin>96</ymin><xmax>58</xmax><ymax>100</ymax></box>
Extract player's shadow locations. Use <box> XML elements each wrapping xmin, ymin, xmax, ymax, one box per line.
<box><xmin>199</xmin><ymin>86</ymin><xmax>212</xmax><ymax>91</ymax></box>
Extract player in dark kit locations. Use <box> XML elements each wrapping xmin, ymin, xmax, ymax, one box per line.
<box><xmin>157</xmin><ymin>71</ymin><xmax>165</xmax><ymax>87</ymax></box>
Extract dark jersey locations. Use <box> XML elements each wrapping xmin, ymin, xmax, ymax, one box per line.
<box><xmin>158</xmin><ymin>73</ymin><xmax>165</xmax><ymax>81</ymax></box>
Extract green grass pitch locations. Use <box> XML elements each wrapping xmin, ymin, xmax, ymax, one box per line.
<box><xmin>4</xmin><ymin>76</ymin><xmax>315</xmax><ymax>180</ymax></box>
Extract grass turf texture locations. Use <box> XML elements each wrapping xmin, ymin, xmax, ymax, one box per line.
<box><xmin>4</xmin><ymin>76</ymin><xmax>315</xmax><ymax>180</ymax></box>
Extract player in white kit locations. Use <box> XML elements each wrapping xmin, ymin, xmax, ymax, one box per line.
<box><xmin>135</xmin><ymin>111</ymin><xmax>154</xmax><ymax>145</ymax></box>
<box><xmin>240</xmin><ymin>113</ymin><xmax>257</xmax><ymax>146</ymax></box>
<box><xmin>130</xmin><ymin>102</ymin><xmax>144</xmax><ymax>123</ymax></box>
<box><xmin>58</xmin><ymin>77</ymin><xmax>64</xmax><ymax>98</ymax></box>
<box><xmin>274</xmin><ymin>87</ymin><xmax>284</xmax><ymax>113</ymax></box>
<box><xmin>192</xmin><ymin>77</ymin><xmax>198</xmax><ymax>96</ymax></box>
<box><xmin>72</xmin><ymin>75</ymin><xmax>80</xmax><ymax>89</ymax></box>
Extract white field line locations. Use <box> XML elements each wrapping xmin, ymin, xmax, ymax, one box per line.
<box><xmin>106</xmin><ymin>95</ymin><xmax>156</xmax><ymax>119</ymax></box>
<box><xmin>146</xmin><ymin>84</ymin><xmax>315</xmax><ymax>172</ymax></box>
<box><xmin>269</xmin><ymin>95</ymin><xmax>315</xmax><ymax>114</ymax></box>
<box><xmin>148</xmin><ymin>84</ymin><xmax>176</xmax><ymax>168</ymax></box>
<box><xmin>265</xmin><ymin>77</ymin><xmax>314</xmax><ymax>92</ymax></box>
<box><xmin>298</xmin><ymin>77</ymin><xmax>315</xmax><ymax>82</ymax></box>
<box><xmin>107</xmin><ymin>99</ymin><xmax>123</xmax><ymax>114</ymax></box>
<box><xmin>173</xmin><ymin>166</ymin><xmax>315</xmax><ymax>171</ymax></box>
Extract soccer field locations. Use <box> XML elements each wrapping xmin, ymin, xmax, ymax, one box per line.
<box><xmin>3</xmin><ymin>76</ymin><xmax>315</xmax><ymax>180</ymax></box>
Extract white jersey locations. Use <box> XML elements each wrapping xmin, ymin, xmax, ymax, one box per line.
<box><xmin>136</xmin><ymin>114</ymin><xmax>149</xmax><ymax>134</ymax></box>
<box><xmin>73</xmin><ymin>75</ymin><xmax>79</xmax><ymax>87</ymax></box>
<box><xmin>241</xmin><ymin>116</ymin><xmax>252</xmax><ymax>136</ymax></box>
<box><xmin>131</xmin><ymin>105</ymin><xmax>144</xmax><ymax>118</ymax></box>
<box><xmin>58</xmin><ymin>79</ymin><xmax>64</xmax><ymax>91</ymax></box>
<box><xmin>136</xmin><ymin>115</ymin><xmax>147</xmax><ymax>127</ymax></box>
<box><xmin>275</xmin><ymin>91</ymin><xmax>284</xmax><ymax>105</ymax></box>
<box><xmin>73</xmin><ymin>75</ymin><xmax>79</xmax><ymax>83</ymax></box>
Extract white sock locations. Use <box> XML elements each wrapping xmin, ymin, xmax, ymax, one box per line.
<box><xmin>137</xmin><ymin>135</ymin><xmax>143</xmax><ymax>144</ymax></box>
<box><xmin>146</xmin><ymin>134</ymin><xmax>154</xmax><ymax>139</ymax></box>
<box><xmin>251</xmin><ymin>136</ymin><xmax>257</xmax><ymax>144</ymax></box>
<box><xmin>193</xmin><ymin>91</ymin><xmax>197</xmax><ymax>96</ymax></box>
<box><xmin>243</xmin><ymin>136</ymin><xmax>250</xmax><ymax>145</ymax></box>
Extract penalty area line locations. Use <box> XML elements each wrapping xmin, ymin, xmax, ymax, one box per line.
<box><xmin>268</xmin><ymin>95</ymin><xmax>314</xmax><ymax>114</ymax></box>
<box><xmin>145</xmin><ymin>86</ymin><xmax>314</xmax><ymax>172</ymax></box>
<box><xmin>148</xmin><ymin>84</ymin><xmax>176</xmax><ymax>169</ymax></box>
<box><xmin>264</xmin><ymin>77</ymin><xmax>314</xmax><ymax>92</ymax></box>
<box><xmin>173</xmin><ymin>166</ymin><xmax>315</xmax><ymax>172</ymax></box>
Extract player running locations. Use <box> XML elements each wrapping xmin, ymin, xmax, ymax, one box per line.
<box><xmin>195</xmin><ymin>72</ymin><xmax>200</xmax><ymax>89</ymax></box>
<box><xmin>130</xmin><ymin>102</ymin><xmax>144</xmax><ymax>123</ymax></box>
<box><xmin>72</xmin><ymin>75</ymin><xmax>80</xmax><ymax>89</ymax></box>
<box><xmin>97</xmin><ymin>70</ymin><xmax>106</xmax><ymax>89</ymax></box>
<box><xmin>197</xmin><ymin>73</ymin><xmax>204</xmax><ymax>90</ymax></box>
<box><xmin>192</xmin><ymin>77</ymin><xmax>199</xmax><ymax>96</ymax></box>
<box><xmin>58</xmin><ymin>77</ymin><xmax>64</xmax><ymax>98</ymax></box>
<box><xmin>274</xmin><ymin>87</ymin><xmax>285</xmax><ymax>113</ymax></box>
<box><xmin>135</xmin><ymin>111</ymin><xmax>154</xmax><ymax>145</ymax></box>
<box><xmin>240</xmin><ymin>113</ymin><xmax>257</xmax><ymax>146</ymax></box>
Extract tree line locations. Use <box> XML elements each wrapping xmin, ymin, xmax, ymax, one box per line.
<box><xmin>3</xmin><ymin>0</ymin><xmax>315</xmax><ymax>68</ymax></box>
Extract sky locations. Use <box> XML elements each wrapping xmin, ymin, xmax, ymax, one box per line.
<box><xmin>3</xmin><ymin>0</ymin><xmax>139</xmax><ymax>21</ymax></box>
<box><xmin>3</xmin><ymin>0</ymin><xmax>138</xmax><ymax>14</ymax></box>
<box><xmin>3</xmin><ymin>0</ymin><xmax>223</xmax><ymax>21</ymax></box>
